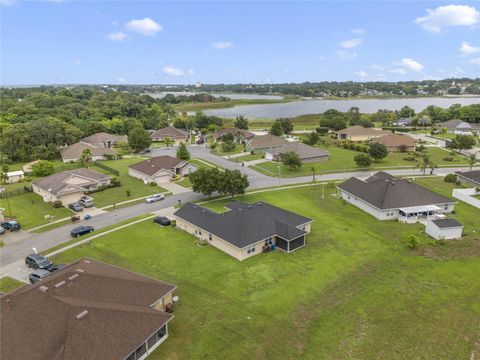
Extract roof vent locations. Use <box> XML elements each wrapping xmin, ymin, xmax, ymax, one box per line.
<box><xmin>39</xmin><ymin>286</ymin><xmax>49</xmax><ymax>292</ymax></box>
<box><xmin>68</xmin><ymin>274</ymin><xmax>80</xmax><ymax>281</ymax></box>
<box><xmin>247</xmin><ymin>205</ymin><xmax>253</xmax><ymax>209</ymax></box>
<box><xmin>75</xmin><ymin>310</ymin><xmax>89</xmax><ymax>320</ymax></box>
<box><xmin>54</xmin><ymin>281</ymin><xmax>66</xmax><ymax>288</ymax></box>
<box><xmin>76</xmin><ymin>268</ymin><xmax>84</xmax><ymax>273</ymax></box>
<box><xmin>83</xmin><ymin>260</ymin><xmax>91</xmax><ymax>264</ymax></box>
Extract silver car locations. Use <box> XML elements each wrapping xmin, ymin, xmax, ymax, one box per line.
<box><xmin>145</xmin><ymin>194</ymin><xmax>165</xmax><ymax>203</ymax></box>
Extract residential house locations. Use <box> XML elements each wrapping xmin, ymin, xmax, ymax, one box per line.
<box><xmin>150</xmin><ymin>127</ymin><xmax>189</xmax><ymax>145</ymax></box>
<box><xmin>436</xmin><ymin>119</ymin><xmax>480</xmax><ymax>135</ymax></box>
<box><xmin>81</xmin><ymin>132</ymin><xmax>127</xmax><ymax>148</ymax></box>
<box><xmin>337</xmin><ymin>171</ymin><xmax>455</xmax><ymax>223</ymax></box>
<box><xmin>371</xmin><ymin>133</ymin><xmax>416</xmax><ymax>152</ymax></box>
<box><xmin>128</xmin><ymin>156</ymin><xmax>197</xmax><ymax>185</ymax></box>
<box><xmin>32</xmin><ymin>168</ymin><xmax>111</xmax><ymax>205</ymax></box>
<box><xmin>60</xmin><ymin>141</ymin><xmax>117</xmax><ymax>163</ymax></box>
<box><xmin>174</xmin><ymin>201</ymin><xmax>313</xmax><ymax>261</ymax></box>
<box><xmin>213</xmin><ymin>128</ymin><xmax>254</xmax><ymax>144</ymax></box>
<box><xmin>1</xmin><ymin>258</ymin><xmax>176</xmax><ymax>360</ymax></box>
<box><xmin>456</xmin><ymin>170</ymin><xmax>480</xmax><ymax>187</ymax></box>
<box><xmin>425</xmin><ymin>218</ymin><xmax>463</xmax><ymax>240</ymax></box>
<box><xmin>336</xmin><ymin>126</ymin><xmax>392</xmax><ymax>141</ymax></box>
<box><xmin>265</xmin><ymin>142</ymin><xmax>329</xmax><ymax>163</ymax></box>
<box><xmin>5</xmin><ymin>170</ymin><xmax>24</xmax><ymax>184</ymax></box>
<box><xmin>246</xmin><ymin>134</ymin><xmax>290</xmax><ymax>152</ymax></box>
<box><xmin>392</xmin><ymin>118</ymin><xmax>412</xmax><ymax>127</ymax></box>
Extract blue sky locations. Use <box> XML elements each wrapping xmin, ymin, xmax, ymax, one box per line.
<box><xmin>1</xmin><ymin>1</ymin><xmax>480</xmax><ymax>85</ymax></box>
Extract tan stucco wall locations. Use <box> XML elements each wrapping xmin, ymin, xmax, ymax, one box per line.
<box><xmin>128</xmin><ymin>168</ymin><xmax>171</xmax><ymax>185</ymax></box>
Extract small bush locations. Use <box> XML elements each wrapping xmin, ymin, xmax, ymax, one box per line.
<box><xmin>149</xmin><ymin>182</ymin><xmax>157</xmax><ymax>186</ymax></box>
<box><xmin>408</xmin><ymin>235</ymin><xmax>419</xmax><ymax>249</ymax></box>
<box><xmin>403</xmin><ymin>156</ymin><xmax>416</xmax><ymax>162</ymax></box>
<box><xmin>444</xmin><ymin>174</ymin><xmax>457</xmax><ymax>183</ymax></box>
<box><xmin>52</xmin><ymin>200</ymin><xmax>63</xmax><ymax>208</ymax></box>
<box><xmin>442</xmin><ymin>156</ymin><xmax>455</xmax><ymax>162</ymax></box>
<box><xmin>126</xmin><ymin>190</ymin><xmax>131</xmax><ymax>197</ymax></box>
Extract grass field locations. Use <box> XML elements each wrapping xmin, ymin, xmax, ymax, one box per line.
<box><xmin>211</xmin><ymin>143</ymin><xmax>245</xmax><ymax>156</ymax></box>
<box><xmin>235</xmin><ymin>153</ymin><xmax>264</xmax><ymax>162</ymax></box>
<box><xmin>0</xmin><ymin>277</ymin><xmax>24</xmax><ymax>293</ymax></box>
<box><xmin>51</xmin><ymin>181</ymin><xmax>480</xmax><ymax>359</ymax></box>
<box><xmin>175</xmin><ymin>97</ymin><xmax>294</xmax><ymax>112</ymax></box>
<box><xmin>251</xmin><ymin>145</ymin><xmax>467</xmax><ymax>178</ymax></box>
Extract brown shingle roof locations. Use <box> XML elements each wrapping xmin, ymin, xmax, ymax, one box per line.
<box><xmin>213</xmin><ymin>128</ymin><xmax>254</xmax><ymax>140</ymax></box>
<box><xmin>249</xmin><ymin>134</ymin><xmax>289</xmax><ymax>149</ymax></box>
<box><xmin>372</xmin><ymin>133</ymin><xmax>416</xmax><ymax>147</ymax></box>
<box><xmin>32</xmin><ymin>168</ymin><xmax>111</xmax><ymax>195</ymax></box>
<box><xmin>266</xmin><ymin>142</ymin><xmax>329</xmax><ymax>160</ymax></box>
<box><xmin>336</xmin><ymin>126</ymin><xmax>392</xmax><ymax>137</ymax></box>
<box><xmin>150</xmin><ymin>127</ymin><xmax>188</xmax><ymax>140</ymax></box>
<box><xmin>1</xmin><ymin>258</ymin><xmax>175</xmax><ymax>360</ymax></box>
<box><xmin>338</xmin><ymin>171</ymin><xmax>453</xmax><ymax>209</ymax></box>
<box><xmin>81</xmin><ymin>132</ymin><xmax>127</xmax><ymax>145</ymax></box>
<box><xmin>60</xmin><ymin>141</ymin><xmax>117</xmax><ymax>160</ymax></box>
<box><xmin>128</xmin><ymin>155</ymin><xmax>187</xmax><ymax>176</ymax></box>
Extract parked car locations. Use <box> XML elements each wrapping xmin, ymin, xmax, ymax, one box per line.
<box><xmin>1</xmin><ymin>220</ymin><xmax>21</xmax><ymax>231</ymax></box>
<box><xmin>0</xmin><ymin>227</ymin><xmax>5</xmax><ymax>235</ymax></box>
<box><xmin>25</xmin><ymin>254</ymin><xmax>52</xmax><ymax>270</ymax></box>
<box><xmin>68</xmin><ymin>202</ymin><xmax>83</xmax><ymax>212</ymax></box>
<box><xmin>145</xmin><ymin>194</ymin><xmax>165</xmax><ymax>203</ymax></box>
<box><xmin>70</xmin><ymin>225</ymin><xmax>94</xmax><ymax>237</ymax></box>
<box><xmin>153</xmin><ymin>216</ymin><xmax>171</xmax><ymax>226</ymax></box>
<box><xmin>29</xmin><ymin>269</ymin><xmax>51</xmax><ymax>284</ymax></box>
<box><xmin>78</xmin><ymin>196</ymin><xmax>94</xmax><ymax>208</ymax></box>
<box><xmin>196</xmin><ymin>138</ymin><xmax>205</xmax><ymax>145</ymax></box>
<box><xmin>48</xmin><ymin>264</ymin><xmax>66</xmax><ymax>273</ymax></box>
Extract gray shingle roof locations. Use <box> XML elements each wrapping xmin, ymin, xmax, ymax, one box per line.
<box><xmin>174</xmin><ymin>201</ymin><xmax>313</xmax><ymax>248</ymax></box>
<box><xmin>338</xmin><ymin>171</ymin><xmax>454</xmax><ymax>209</ymax></box>
<box><xmin>266</xmin><ymin>142</ymin><xmax>329</xmax><ymax>160</ymax></box>
<box><xmin>128</xmin><ymin>156</ymin><xmax>187</xmax><ymax>176</ymax></box>
<box><xmin>60</xmin><ymin>141</ymin><xmax>117</xmax><ymax>160</ymax></box>
<box><xmin>150</xmin><ymin>127</ymin><xmax>188</xmax><ymax>139</ymax></box>
<box><xmin>249</xmin><ymin>134</ymin><xmax>290</xmax><ymax>149</ymax></box>
<box><xmin>431</xmin><ymin>218</ymin><xmax>463</xmax><ymax>228</ymax></box>
<box><xmin>213</xmin><ymin>128</ymin><xmax>254</xmax><ymax>140</ymax></box>
<box><xmin>456</xmin><ymin>170</ymin><xmax>480</xmax><ymax>185</ymax></box>
<box><xmin>81</xmin><ymin>132</ymin><xmax>127</xmax><ymax>145</ymax></box>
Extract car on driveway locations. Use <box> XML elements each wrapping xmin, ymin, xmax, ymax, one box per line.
<box><xmin>145</xmin><ymin>194</ymin><xmax>165</xmax><ymax>203</ymax></box>
<box><xmin>0</xmin><ymin>227</ymin><xmax>5</xmax><ymax>235</ymax></box>
<box><xmin>78</xmin><ymin>196</ymin><xmax>94</xmax><ymax>208</ymax></box>
<box><xmin>1</xmin><ymin>220</ymin><xmax>21</xmax><ymax>231</ymax></box>
<box><xmin>70</xmin><ymin>225</ymin><xmax>94</xmax><ymax>237</ymax></box>
<box><xmin>68</xmin><ymin>202</ymin><xmax>84</xmax><ymax>212</ymax></box>
<box><xmin>153</xmin><ymin>216</ymin><xmax>171</xmax><ymax>226</ymax></box>
<box><xmin>48</xmin><ymin>264</ymin><xmax>67</xmax><ymax>273</ymax></box>
<box><xmin>29</xmin><ymin>269</ymin><xmax>51</xmax><ymax>284</ymax></box>
<box><xmin>25</xmin><ymin>254</ymin><xmax>52</xmax><ymax>270</ymax></box>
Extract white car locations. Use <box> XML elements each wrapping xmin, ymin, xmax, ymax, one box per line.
<box><xmin>145</xmin><ymin>194</ymin><xmax>165</xmax><ymax>203</ymax></box>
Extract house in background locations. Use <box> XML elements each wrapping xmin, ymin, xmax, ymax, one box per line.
<box><xmin>337</xmin><ymin>171</ymin><xmax>455</xmax><ymax>223</ymax></box>
<box><xmin>371</xmin><ymin>133</ymin><xmax>416</xmax><ymax>152</ymax></box>
<box><xmin>174</xmin><ymin>201</ymin><xmax>313</xmax><ymax>261</ymax></box>
<box><xmin>60</xmin><ymin>141</ymin><xmax>117</xmax><ymax>163</ymax></box>
<box><xmin>81</xmin><ymin>132</ymin><xmax>127</xmax><ymax>148</ymax></box>
<box><xmin>213</xmin><ymin>128</ymin><xmax>254</xmax><ymax>144</ymax></box>
<box><xmin>246</xmin><ymin>134</ymin><xmax>290</xmax><ymax>152</ymax></box>
<box><xmin>32</xmin><ymin>168</ymin><xmax>111</xmax><ymax>205</ymax></box>
<box><xmin>1</xmin><ymin>258</ymin><xmax>176</xmax><ymax>360</ymax></box>
<box><xmin>150</xmin><ymin>127</ymin><xmax>189</xmax><ymax>145</ymax></box>
<box><xmin>5</xmin><ymin>170</ymin><xmax>24</xmax><ymax>184</ymax></box>
<box><xmin>265</xmin><ymin>142</ymin><xmax>329</xmax><ymax>163</ymax></box>
<box><xmin>128</xmin><ymin>156</ymin><xmax>197</xmax><ymax>185</ymax></box>
<box><xmin>456</xmin><ymin>170</ymin><xmax>480</xmax><ymax>187</ymax></box>
<box><xmin>392</xmin><ymin>118</ymin><xmax>412</xmax><ymax>127</ymax></box>
<box><xmin>436</xmin><ymin>119</ymin><xmax>480</xmax><ymax>135</ymax></box>
<box><xmin>425</xmin><ymin>218</ymin><xmax>463</xmax><ymax>240</ymax></box>
<box><xmin>336</xmin><ymin>126</ymin><xmax>392</xmax><ymax>141</ymax></box>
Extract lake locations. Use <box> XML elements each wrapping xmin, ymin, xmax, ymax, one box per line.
<box><xmin>147</xmin><ymin>92</ymin><xmax>284</xmax><ymax>100</ymax></box>
<box><xmin>203</xmin><ymin>97</ymin><xmax>480</xmax><ymax>118</ymax></box>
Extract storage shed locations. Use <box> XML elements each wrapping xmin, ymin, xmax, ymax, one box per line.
<box><xmin>425</xmin><ymin>218</ymin><xmax>463</xmax><ymax>240</ymax></box>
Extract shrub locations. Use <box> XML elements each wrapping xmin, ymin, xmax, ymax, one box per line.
<box><xmin>444</xmin><ymin>174</ymin><xmax>457</xmax><ymax>183</ymax></box>
<box><xmin>126</xmin><ymin>190</ymin><xmax>131</xmax><ymax>197</ymax></box>
<box><xmin>52</xmin><ymin>200</ymin><xmax>63</xmax><ymax>208</ymax></box>
<box><xmin>408</xmin><ymin>235</ymin><xmax>419</xmax><ymax>249</ymax></box>
<box><xmin>110</xmin><ymin>177</ymin><xmax>121</xmax><ymax>187</ymax></box>
<box><xmin>316</xmin><ymin>127</ymin><xmax>329</xmax><ymax>134</ymax></box>
<box><xmin>354</xmin><ymin>153</ymin><xmax>373</xmax><ymax>168</ymax></box>
<box><xmin>105</xmin><ymin>154</ymin><xmax>116</xmax><ymax>160</ymax></box>
<box><xmin>442</xmin><ymin>156</ymin><xmax>455</xmax><ymax>162</ymax></box>
<box><xmin>221</xmin><ymin>141</ymin><xmax>236</xmax><ymax>153</ymax></box>
<box><xmin>149</xmin><ymin>182</ymin><xmax>157</xmax><ymax>186</ymax></box>
<box><xmin>403</xmin><ymin>155</ymin><xmax>416</xmax><ymax>162</ymax></box>
<box><xmin>32</xmin><ymin>160</ymin><xmax>55</xmax><ymax>177</ymax></box>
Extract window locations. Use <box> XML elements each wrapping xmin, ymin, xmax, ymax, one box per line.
<box><xmin>247</xmin><ymin>244</ymin><xmax>256</xmax><ymax>254</ymax></box>
<box><xmin>157</xmin><ymin>325</ymin><xmax>167</xmax><ymax>339</ymax></box>
<box><xmin>125</xmin><ymin>353</ymin><xmax>135</xmax><ymax>360</ymax></box>
<box><xmin>209</xmin><ymin>234</ymin><xmax>212</xmax><ymax>241</ymax></box>
<box><xmin>147</xmin><ymin>333</ymin><xmax>157</xmax><ymax>349</ymax></box>
<box><xmin>444</xmin><ymin>205</ymin><xmax>448</xmax><ymax>210</ymax></box>
<box><xmin>198</xmin><ymin>230</ymin><xmax>202</xmax><ymax>235</ymax></box>
<box><xmin>135</xmin><ymin>343</ymin><xmax>146</xmax><ymax>359</ymax></box>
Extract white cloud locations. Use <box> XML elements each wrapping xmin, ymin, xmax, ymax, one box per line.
<box><xmin>354</xmin><ymin>70</ymin><xmax>369</xmax><ymax>78</ymax></box>
<box><xmin>459</xmin><ymin>41</ymin><xmax>480</xmax><ymax>55</ymax></box>
<box><xmin>340</xmin><ymin>38</ymin><xmax>363</xmax><ymax>49</ymax></box>
<box><xmin>336</xmin><ymin>50</ymin><xmax>357</xmax><ymax>60</ymax></box>
<box><xmin>163</xmin><ymin>66</ymin><xmax>184</xmax><ymax>76</ymax></box>
<box><xmin>125</xmin><ymin>18</ymin><xmax>162</xmax><ymax>36</ymax></box>
<box><xmin>390</xmin><ymin>68</ymin><xmax>407</xmax><ymax>75</ymax></box>
<box><xmin>117</xmin><ymin>77</ymin><xmax>126</xmax><ymax>83</ymax></box>
<box><xmin>187</xmin><ymin>69</ymin><xmax>195</xmax><ymax>75</ymax></box>
<box><xmin>351</xmin><ymin>28</ymin><xmax>366</xmax><ymax>35</ymax></box>
<box><xmin>211</xmin><ymin>41</ymin><xmax>234</xmax><ymax>49</ymax></box>
<box><xmin>107</xmin><ymin>32</ymin><xmax>127</xmax><ymax>42</ymax></box>
<box><xmin>400</xmin><ymin>58</ymin><xmax>424</xmax><ymax>72</ymax></box>
<box><xmin>73</xmin><ymin>59</ymin><xmax>82</xmax><ymax>65</ymax></box>
<box><xmin>415</xmin><ymin>5</ymin><xmax>480</xmax><ymax>33</ymax></box>
<box><xmin>371</xmin><ymin>64</ymin><xmax>384</xmax><ymax>71</ymax></box>
<box><xmin>470</xmin><ymin>58</ymin><xmax>480</xmax><ymax>66</ymax></box>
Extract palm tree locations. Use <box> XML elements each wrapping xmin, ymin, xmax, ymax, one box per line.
<box><xmin>468</xmin><ymin>153</ymin><xmax>478</xmax><ymax>171</ymax></box>
<box><xmin>429</xmin><ymin>162</ymin><xmax>438</xmax><ymax>175</ymax></box>
<box><xmin>80</xmin><ymin>148</ymin><xmax>92</xmax><ymax>168</ymax></box>
<box><xmin>311</xmin><ymin>166</ymin><xmax>316</xmax><ymax>184</ymax></box>
<box><xmin>417</xmin><ymin>154</ymin><xmax>430</xmax><ymax>175</ymax></box>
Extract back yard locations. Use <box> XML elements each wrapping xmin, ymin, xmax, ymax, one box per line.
<box><xmin>51</xmin><ymin>179</ymin><xmax>480</xmax><ymax>359</ymax></box>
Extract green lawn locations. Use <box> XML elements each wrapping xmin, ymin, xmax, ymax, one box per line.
<box><xmin>211</xmin><ymin>143</ymin><xmax>245</xmax><ymax>156</ymax></box>
<box><xmin>177</xmin><ymin>158</ymin><xmax>223</xmax><ymax>188</ymax></box>
<box><xmin>251</xmin><ymin>146</ymin><xmax>467</xmax><ymax>178</ymax></box>
<box><xmin>51</xmin><ymin>183</ymin><xmax>480</xmax><ymax>359</ymax></box>
<box><xmin>0</xmin><ymin>277</ymin><xmax>24</xmax><ymax>293</ymax></box>
<box><xmin>234</xmin><ymin>153</ymin><xmax>265</xmax><ymax>162</ymax></box>
<box><xmin>6</xmin><ymin>159</ymin><xmax>81</xmax><ymax>173</ymax></box>
<box><xmin>90</xmin><ymin>158</ymin><xmax>168</xmax><ymax>207</ymax></box>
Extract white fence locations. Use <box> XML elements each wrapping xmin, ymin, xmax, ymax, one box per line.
<box><xmin>452</xmin><ymin>188</ymin><xmax>480</xmax><ymax>209</ymax></box>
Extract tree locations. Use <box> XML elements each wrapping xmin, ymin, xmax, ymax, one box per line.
<box><xmin>31</xmin><ymin>160</ymin><xmax>55</xmax><ymax>176</ymax></box>
<box><xmin>398</xmin><ymin>106</ymin><xmax>415</xmax><ymax>119</ymax></box>
<box><xmin>164</xmin><ymin>136</ymin><xmax>173</xmax><ymax>147</ymax></box>
<box><xmin>417</xmin><ymin>154</ymin><xmax>431</xmax><ymax>175</ymax></box>
<box><xmin>128</xmin><ymin>126</ymin><xmax>152</xmax><ymax>152</ymax></box>
<box><xmin>176</xmin><ymin>142</ymin><xmax>190</xmax><ymax>160</ymax></box>
<box><xmin>234</xmin><ymin>116</ymin><xmax>249</xmax><ymax>130</ymax></box>
<box><xmin>368</xmin><ymin>143</ymin><xmax>388</xmax><ymax>161</ymax></box>
<box><xmin>270</xmin><ymin>122</ymin><xmax>284</xmax><ymax>136</ymax></box>
<box><xmin>282</xmin><ymin>151</ymin><xmax>302</xmax><ymax>170</ymax></box>
<box><xmin>189</xmin><ymin>168</ymin><xmax>221</xmax><ymax>198</ymax></box>
<box><xmin>218</xmin><ymin>169</ymin><xmax>249</xmax><ymax>198</ymax></box>
<box><xmin>347</xmin><ymin>106</ymin><xmax>361</xmax><ymax>125</ymax></box>
<box><xmin>354</xmin><ymin>153</ymin><xmax>373</xmax><ymax>168</ymax></box>
<box><xmin>468</xmin><ymin>153</ymin><xmax>478</xmax><ymax>171</ymax></box>
<box><xmin>449</xmin><ymin>134</ymin><xmax>476</xmax><ymax>152</ymax></box>
<box><xmin>277</xmin><ymin>118</ymin><xmax>293</xmax><ymax>134</ymax></box>
<box><xmin>0</xmin><ymin>164</ymin><xmax>9</xmax><ymax>184</ymax></box>
<box><xmin>303</xmin><ymin>131</ymin><xmax>319</xmax><ymax>146</ymax></box>
<box><xmin>429</xmin><ymin>162</ymin><xmax>438</xmax><ymax>174</ymax></box>
<box><xmin>80</xmin><ymin>148</ymin><xmax>92</xmax><ymax>168</ymax></box>
<box><xmin>221</xmin><ymin>140</ymin><xmax>236</xmax><ymax>153</ymax></box>
<box><xmin>319</xmin><ymin>109</ymin><xmax>348</xmax><ymax>130</ymax></box>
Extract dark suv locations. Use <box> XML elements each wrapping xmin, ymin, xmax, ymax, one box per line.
<box><xmin>1</xmin><ymin>220</ymin><xmax>21</xmax><ymax>231</ymax></box>
<box><xmin>25</xmin><ymin>254</ymin><xmax>52</xmax><ymax>270</ymax></box>
<box><xmin>70</xmin><ymin>225</ymin><xmax>94</xmax><ymax>237</ymax></box>
<box><xmin>68</xmin><ymin>202</ymin><xmax>83</xmax><ymax>212</ymax></box>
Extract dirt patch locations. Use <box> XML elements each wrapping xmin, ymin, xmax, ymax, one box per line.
<box><xmin>415</xmin><ymin>237</ymin><xmax>480</xmax><ymax>260</ymax></box>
